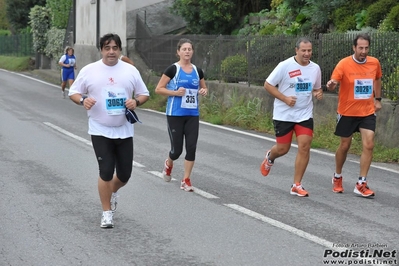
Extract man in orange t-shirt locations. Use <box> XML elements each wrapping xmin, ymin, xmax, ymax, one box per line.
<box><xmin>326</xmin><ymin>33</ymin><xmax>382</xmax><ymax>198</ymax></box>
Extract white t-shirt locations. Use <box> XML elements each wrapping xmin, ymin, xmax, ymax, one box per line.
<box><xmin>69</xmin><ymin>59</ymin><xmax>150</xmax><ymax>139</ymax></box>
<box><xmin>266</xmin><ymin>56</ymin><xmax>321</xmax><ymax>122</ymax></box>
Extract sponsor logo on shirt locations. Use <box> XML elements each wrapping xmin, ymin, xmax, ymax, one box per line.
<box><xmin>289</xmin><ymin>69</ymin><xmax>302</xmax><ymax>78</ymax></box>
<box><xmin>108</xmin><ymin>91</ymin><xmax>117</xmax><ymax>97</ymax></box>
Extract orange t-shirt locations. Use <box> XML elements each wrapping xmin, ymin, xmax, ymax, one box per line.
<box><xmin>331</xmin><ymin>55</ymin><xmax>382</xmax><ymax>116</ymax></box>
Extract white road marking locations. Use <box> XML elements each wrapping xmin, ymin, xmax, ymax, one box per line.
<box><xmin>192</xmin><ymin>187</ymin><xmax>219</xmax><ymax>199</ymax></box>
<box><xmin>2</xmin><ymin>69</ymin><xmax>59</xmax><ymax>88</ymax></box>
<box><xmin>43</xmin><ymin>122</ymin><xmax>143</xmax><ymax>166</ymax></box>
<box><xmin>224</xmin><ymin>204</ymin><xmax>386</xmax><ymax>266</ymax></box>
<box><xmin>148</xmin><ymin>170</ymin><xmax>176</xmax><ymax>181</ymax></box>
<box><xmin>148</xmin><ymin>171</ymin><xmax>219</xmax><ymax>199</ymax></box>
<box><xmin>133</xmin><ymin>161</ymin><xmax>145</xmax><ymax>168</ymax></box>
<box><xmin>44</xmin><ymin>122</ymin><xmax>92</xmax><ymax>146</ymax></box>
<box><xmin>225</xmin><ymin>203</ymin><xmax>340</xmax><ymax>249</ymax></box>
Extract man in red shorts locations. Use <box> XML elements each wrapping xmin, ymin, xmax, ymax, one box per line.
<box><xmin>260</xmin><ymin>37</ymin><xmax>323</xmax><ymax>197</ymax></box>
<box><xmin>326</xmin><ymin>33</ymin><xmax>382</xmax><ymax>198</ymax></box>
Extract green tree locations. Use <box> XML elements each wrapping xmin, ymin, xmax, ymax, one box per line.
<box><xmin>172</xmin><ymin>0</ymin><xmax>272</xmax><ymax>34</ymax></box>
<box><xmin>380</xmin><ymin>4</ymin><xmax>399</xmax><ymax>32</ymax></box>
<box><xmin>172</xmin><ymin>0</ymin><xmax>239</xmax><ymax>34</ymax></box>
<box><xmin>6</xmin><ymin>0</ymin><xmax>46</xmax><ymax>33</ymax></box>
<box><xmin>365</xmin><ymin>0</ymin><xmax>398</xmax><ymax>28</ymax></box>
<box><xmin>46</xmin><ymin>0</ymin><xmax>72</xmax><ymax>29</ymax></box>
<box><xmin>302</xmin><ymin>0</ymin><xmax>346</xmax><ymax>34</ymax></box>
<box><xmin>0</xmin><ymin>0</ymin><xmax>9</xmax><ymax>29</ymax></box>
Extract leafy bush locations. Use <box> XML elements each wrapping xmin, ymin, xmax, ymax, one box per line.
<box><xmin>271</xmin><ymin>0</ymin><xmax>284</xmax><ymax>10</ymax></box>
<box><xmin>0</xmin><ymin>29</ymin><xmax>10</xmax><ymax>36</ymax></box>
<box><xmin>355</xmin><ymin>10</ymin><xmax>368</xmax><ymax>30</ymax></box>
<box><xmin>29</xmin><ymin>5</ymin><xmax>50</xmax><ymax>53</ymax></box>
<box><xmin>171</xmin><ymin>0</ymin><xmax>239</xmax><ymax>35</ymax></box>
<box><xmin>44</xmin><ymin>27</ymin><xmax>65</xmax><ymax>60</ymax></box>
<box><xmin>221</xmin><ymin>54</ymin><xmax>248</xmax><ymax>83</ymax></box>
<box><xmin>365</xmin><ymin>0</ymin><xmax>398</xmax><ymax>28</ymax></box>
<box><xmin>381</xmin><ymin>4</ymin><xmax>399</xmax><ymax>32</ymax></box>
<box><xmin>382</xmin><ymin>65</ymin><xmax>399</xmax><ymax>101</ymax></box>
<box><xmin>0</xmin><ymin>0</ymin><xmax>9</xmax><ymax>30</ymax></box>
<box><xmin>259</xmin><ymin>24</ymin><xmax>277</xmax><ymax>35</ymax></box>
<box><xmin>332</xmin><ymin>5</ymin><xmax>358</xmax><ymax>32</ymax></box>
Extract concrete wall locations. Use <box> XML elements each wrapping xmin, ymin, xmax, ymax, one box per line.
<box><xmin>75</xmin><ymin>1</ymin><xmax>97</xmax><ymax>47</ymax></box>
<box><xmin>73</xmin><ymin>0</ymin><xmax>128</xmax><ymax>70</ymax></box>
<box><xmin>70</xmin><ymin>0</ymin><xmax>183</xmax><ymax>71</ymax></box>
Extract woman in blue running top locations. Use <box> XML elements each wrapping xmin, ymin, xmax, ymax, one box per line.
<box><xmin>155</xmin><ymin>38</ymin><xmax>208</xmax><ymax>192</ymax></box>
<box><xmin>59</xmin><ymin>46</ymin><xmax>77</xmax><ymax>98</ymax></box>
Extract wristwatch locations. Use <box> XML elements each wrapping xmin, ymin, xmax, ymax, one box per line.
<box><xmin>80</xmin><ymin>96</ymin><xmax>87</xmax><ymax>105</ymax></box>
<box><xmin>375</xmin><ymin>97</ymin><xmax>382</xmax><ymax>101</ymax></box>
<box><xmin>134</xmin><ymin>98</ymin><xmax>140</xmax><ymax>107</ymax></box>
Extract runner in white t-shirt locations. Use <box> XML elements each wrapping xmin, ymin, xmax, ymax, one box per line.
<box><xmin>260</xmin><ymin>37</ymin><xmax>323</xmax><ymax>197</ymax></box>
<box><xmin>68</xmin><ymin>33</ymin><xmax>150</xmax><ymax>228</ymax></box>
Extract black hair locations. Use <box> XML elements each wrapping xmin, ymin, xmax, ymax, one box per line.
<box><xmin>99</xmin><ymin>33</ymin><xmax>122</xmax><ymax>51</ymax></box>
<box><xmin>353</xmin><ymin>33</ymin><xmax>371</xmax><ymax>47</ymax></box>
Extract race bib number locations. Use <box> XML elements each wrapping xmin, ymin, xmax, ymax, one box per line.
<box><xmin>295</xmin><ymin>76</ymin><xmax>312</xmax><ymax>96</ymax></box>
<box><xmin>295</xmin><ymin>82</ymin><xmax>312</xmax><ymax>95</ymax></box>
<box><xmin>181</xmin><ymin>89</ymin><xmax>198</xmax><ymax>109</ymax></box>
<box><xmin>104</xmin><ymin>87</ymin><xmax>127</xmax><ymax>115</ymax></box>
<box><xmin>69</xmin><ymin>59</ymin><xmax>75</xmax><ymax>66</ymax></box>
<box><xmin>354</xmin><ymin>79</ymin><xmax>373</xmax><ymax>99</ymax></box>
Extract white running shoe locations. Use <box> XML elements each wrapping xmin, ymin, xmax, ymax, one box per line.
<box><xmin>100</xmin><ymin>211</ymin><xmax>114</xmax><ymax>228</ymax></box>
<box><xmin>110</xmin><ymin>192</ymin><xmax>119</xmax><ymax>212</ymax></box>
<box><xmin>62</xmin><ymin>91</ymin><xmax>66</xmax><ymax>98</ymax></box>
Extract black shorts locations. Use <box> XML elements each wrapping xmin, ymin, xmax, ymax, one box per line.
<box><xmin>334</xmin><ymin>114</ymin><xmax>376</xmax><ymax>137</ymax></box>
<box><xmin>273</xmin><ymin>118</ymin><xmax>313</xmax><ymax>144</ymax></box>
<box><xmin>91</xmin><ymin>135</ymin><xmax>133</xmax><ymax>183</ymax></box>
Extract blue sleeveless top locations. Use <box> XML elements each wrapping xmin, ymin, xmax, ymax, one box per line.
<box><xmin>165</xmin><ymin>63</ymin><xmax>200</xmax><ymax>116</ymax></box>
<box><xmin>62</xmin><ymin>54</ymin><xmax>76</xmax><ymax>70</ymax></box>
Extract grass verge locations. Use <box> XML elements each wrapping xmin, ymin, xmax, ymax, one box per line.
<box><xmin>0</xmin><ymin>55</ymin><xmax>33</xmax><ymax>71</ymax></box>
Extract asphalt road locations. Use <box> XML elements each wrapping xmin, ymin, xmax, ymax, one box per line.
<box><xmin>0</xmin><ymin>69</ymin><xmax>398</xmax><ymax>266</ymax></box>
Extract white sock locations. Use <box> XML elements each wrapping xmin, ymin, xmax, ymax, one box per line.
<box><xmin>358</xmin><ymin>177</ymin><xmax>366</xmax><ymax>184</ymax></box>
